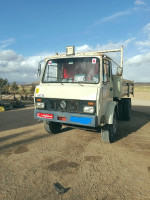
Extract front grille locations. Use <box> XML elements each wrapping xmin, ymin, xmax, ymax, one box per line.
<box><xmin>36</xmin><ymin>98</ymin><xmax>96</xmax><ymax>115</ymax></box>
<box><xmin>46</xmin><ymin>99</ymin><xmax>86</xmax><ymax>113</ymax></box>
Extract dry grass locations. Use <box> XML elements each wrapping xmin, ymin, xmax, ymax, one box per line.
<box><xmin>134</xmin><ymin>85</ymin><xmax>150</xmax><ymax>102</ymax></box>
<box><xmin>135</xmin><ymin>85</ymin><xmax>150</xmax><ymax>92</ymax></box>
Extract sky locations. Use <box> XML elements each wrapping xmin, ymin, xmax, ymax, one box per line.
<box><xmin>0</xmin><ymin>0</ymin><xmax>150</xmax><ymax>83</ymax></box>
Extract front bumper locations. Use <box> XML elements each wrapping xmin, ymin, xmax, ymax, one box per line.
<box><xmin>34</xmin><ymin>109</ymin><xmax>98</xmax><ymax>127</ymax></box>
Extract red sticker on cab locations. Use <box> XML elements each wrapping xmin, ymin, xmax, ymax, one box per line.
<box><xmin>92</xmin><ymin>58</ymin><xmax>96</xmax><ymax>64</ymax></box>
<box><xmin>48</xmin><ymin>61</ymin><xmax>52</xmax><ymax>65</ymax></box>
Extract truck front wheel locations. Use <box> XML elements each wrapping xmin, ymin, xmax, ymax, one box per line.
<box><xmin>44</xmin><ymin>121</ymin><xmax>62</xmax><ymax>134</ymax></box>
<box><xmin>101</xmin><ymin>112</ymin><xmax>117</xmax><ymax>143</ymax></box>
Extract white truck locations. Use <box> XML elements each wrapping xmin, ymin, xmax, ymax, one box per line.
<box><xmin>34</xmin><ymin>46</ymin><xmax>134</xmax><ymax>143</ymax></box>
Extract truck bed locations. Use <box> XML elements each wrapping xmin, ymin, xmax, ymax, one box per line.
<box><xmin>113</xmin><ymin>75</ymin><xmax>134</xmax><ymax>99</ymax></box>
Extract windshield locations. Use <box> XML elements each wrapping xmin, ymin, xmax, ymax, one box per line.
<box><xmin>42</xmin><ymin>57</ymin><xmax>100</xmax><ymax>84</ymax></box>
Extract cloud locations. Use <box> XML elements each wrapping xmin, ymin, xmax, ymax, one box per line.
<box><xmin>97</xmin><ymin>38</ymin><xmax>136</xmax><ymax>50</ymax></box>
<box><xmin>0</xmin><ymin>49</ymin><xmax>46</xmax><ymax>83</ymax></box>
<box><xmin>76</xmin><ymin>39</ymin><xmax>150</xmax><ymax>82</ymax></box>
<box><xmin>136</xmin><ymin>39</ymin><xmax>150</xmax><ymax>49</ymax></box>
<box><xmin>143</xmin><ymin>23</ymin><xmax>150</xmax><ymax>32</ymax></box>
<box><xmin>124</xmin><ymin>23</ymin><xmax>150</xmax><ymax>81</ymax></box>
<box><xmin>124</xmin><ymin>52</ymin><xmax>150</xmax><ymax>82</ymax></box>
<box><xmin>76</xmin><ymin>38</ymin><xmax>135</xmax><ymax>53</ymax></box>
<box><xmin>93</xmin><ymin>10</ymin><xmax>131</xmax><ymax>26</ymax></box>
<box><xmin>0</xmin><ymin>38</ymin><xmax>15</xmax><ymax>49</ymax></box>
<box><xmin>76</xmin><ymin>44</ymin><xmax>92</xmax><ymax>52</ymax></box>
<box><xmin>0</xmin><ymin>50</ymin><xmax>23</xmax><ymax>61</ymax></box>
<box><xmin>134</xmin><ymin>0</ymin><xmax>146</xmax><ymax>5</ymax></box>
<box><xmin>135</xmin><ymin>23</ymin><xmax>150</xmax><ymax>52</ymax></box>
<box><xmin>91</xmin><ymin>1</ymin><xmax>147</xmax><ymax>27</ymax></box>
<box><xmin>0</xmin><ymin>34</ymin><xmax>149</xmax><ymax>84</ymax></box>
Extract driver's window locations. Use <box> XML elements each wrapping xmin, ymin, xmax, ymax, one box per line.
<box><xmin>103</xmin><ymin>59</ymin><xmax>111</xmax><ymax>83</ymax></box>
<box><xmin>43</xmin><ymin>62</ymin><xmax>58</xmax><ymax>82</ymax></box>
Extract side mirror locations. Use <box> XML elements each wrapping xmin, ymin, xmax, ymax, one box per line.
<box><xmin>38</xmin><ymin>63</ymin><xmax>41</xmax><ymax>76</ymax></box>
<box><xmin>117</xmin><ymin>67</ymin><xmax>123</xmax><ymax>76</ymax></box>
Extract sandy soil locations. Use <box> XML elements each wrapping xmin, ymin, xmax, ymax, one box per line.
<box><xmin>0</xmin><ymin>90</ymin><xmax>150</xmax><ymax>200</ymax></box>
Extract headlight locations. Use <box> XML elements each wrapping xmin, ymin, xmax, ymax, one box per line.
<box><xmin>36</xmin><ymin>102</ymin><xmax>45</xmax><ymax>109</ymax></box>
<box><xmin>83</xmin><ymin>106</ymin><xmax>95</xmax><ymax>113</ymax></box>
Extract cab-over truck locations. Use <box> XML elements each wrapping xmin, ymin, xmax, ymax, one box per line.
<box><xmin>34</xmin><ymin>46</ymin><xmax>134</xmax><ymax>143</ymax></box>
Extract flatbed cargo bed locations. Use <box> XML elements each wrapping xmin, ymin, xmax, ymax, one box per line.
<box><xmin>113</xmin><ymin>75</ymin><xmax>134</xmax><ymax>99</ymax></box>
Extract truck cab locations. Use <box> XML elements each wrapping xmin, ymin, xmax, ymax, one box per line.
<box><xmin>34</xmin><ymin>46</ymin><xmax>134</xmax><ymax>143</ymax></box>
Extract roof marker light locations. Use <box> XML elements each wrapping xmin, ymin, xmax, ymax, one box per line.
<box><xmin>66</xmin><ymin>46</ymin><xmax>75</xmax><ymax>56</ymax></box>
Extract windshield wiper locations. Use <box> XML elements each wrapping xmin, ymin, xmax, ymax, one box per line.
<box><xmin>47</xmin><ymin>76</ymin><xmax>58</xmax><ymax>78</ymax></box>
<box><xmin>74</xmin><ymin>80</ymin><xmax>83</xmax><ymax>86</ymax></box>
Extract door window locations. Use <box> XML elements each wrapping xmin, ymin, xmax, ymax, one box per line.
<box><xmin>103</xmin><ymin>59</ymin><xmax>111</xmax><ymax>83</ymax></box>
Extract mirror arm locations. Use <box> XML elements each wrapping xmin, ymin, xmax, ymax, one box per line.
<box><xmin>37</xmin><ymin>58</ymin><xmax>46</xmax><ymax>77</ymax></box>
<box><xmin>110</xmin><ymin>58</ymin><xmax>120</xmax><ymax>68</ymax></box>
<box><xmin>37</xmin><ymin>63</ymin><xmax>41</xmax><ymax>77</ymax></box>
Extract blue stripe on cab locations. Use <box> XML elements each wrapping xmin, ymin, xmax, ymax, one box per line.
<box><xmin>70</xmin><ymin>116</ymin><xmax>92</xmax><ymax>125</ymax></box>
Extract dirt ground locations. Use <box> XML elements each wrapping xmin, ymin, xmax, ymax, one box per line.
<box><xmin>0</xmin><ymin>89</ymin><xmax>150</xmax><ymax>200</ymax></box>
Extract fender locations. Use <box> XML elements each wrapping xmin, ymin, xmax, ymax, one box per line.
<box><xmin>105</xmin><ymin>101</ymin><xmax>117</xmax><ymax>124</ymax></box>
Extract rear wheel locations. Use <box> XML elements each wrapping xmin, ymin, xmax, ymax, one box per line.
<box><xmin>101</xmin><ymin>111</ymin><xmax>117</xmax><ymax>143</ymax></box>
<box><xmin>44</xmin><ymin>121</ymin><xmax>62</xmax><ymax>134</ymax></box>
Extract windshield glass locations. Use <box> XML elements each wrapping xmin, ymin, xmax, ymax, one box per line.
<box><xmin>42</xmin><ymin>57</ymin><xmax>100</xmax><ymax>84</ymax></box>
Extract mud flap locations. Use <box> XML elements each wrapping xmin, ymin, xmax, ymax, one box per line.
<box><xmin>105</xmin><ymin>101</ymin><xmax>117</xmax><ymax>124</ymax></box>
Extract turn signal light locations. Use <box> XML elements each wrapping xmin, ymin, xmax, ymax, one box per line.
<box><xmin>88</xmin><ymin>102</ymin><xmax>95</xmax><ymax>106</ymax></box>
<box><xmin>37</xmin><ymin>99</ymin><xmax>42</xmax><ymax>102</ymax></box>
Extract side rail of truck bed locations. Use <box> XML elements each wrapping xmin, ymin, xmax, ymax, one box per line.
<box><xmin>122</xmin><ymin>79</ymin><xmax>134</xmax><ymax>97</ymax></box>
<box><xmin>113</xmin><ymin>75</ymin><xmax>134</xmax><ymax>99</ymax></box>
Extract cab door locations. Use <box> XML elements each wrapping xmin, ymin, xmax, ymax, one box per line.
<box><xmin>102</xmin><ymin>58</ymin><xmax>113</xmax><ymax>115</ymax></box>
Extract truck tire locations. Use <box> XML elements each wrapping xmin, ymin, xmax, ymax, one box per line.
<box><xmin>123</xmin><ymin>98</ymin><xmax>131</xmax><ymax>121</ymax></box>
<box><xmin>101</xmin><ymin>111</ymin><xmax>117</xmax><ymax>143</ymax></box>
<box><xmin>44</xmin><ymin>121</ymin><xmax>62</xmax><ymax>134</ymax></box>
